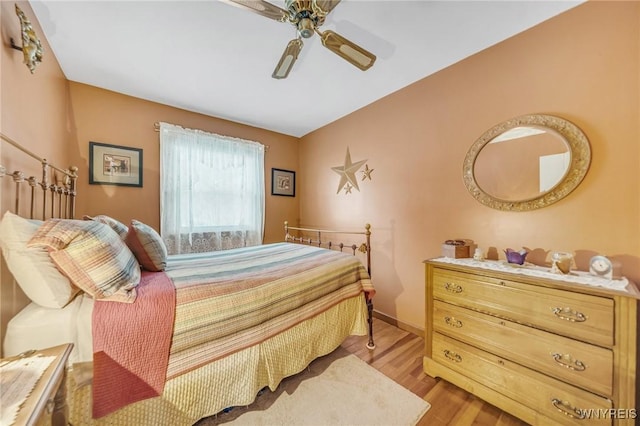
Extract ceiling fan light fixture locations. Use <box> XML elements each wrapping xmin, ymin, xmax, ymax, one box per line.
<box><xmin>297</xmin><ymin>18</ymin><xmax>314</xmax><ymax>38</ymax></box>
<box><xmin>272</xmin><ymin>38</ymin><xmax>303</xmax><ymax>79</ymax></box>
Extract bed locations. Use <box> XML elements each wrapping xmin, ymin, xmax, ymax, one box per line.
<box><xmin>0</xmin><ymin>133</ymin><xmax>375</xmax><ymax>425</ymax></box>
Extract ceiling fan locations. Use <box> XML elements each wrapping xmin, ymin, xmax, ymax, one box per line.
<box><xmin>222</xmin><ymin>0</ymin><xmax>376</xmax><ymax>79</ymax></box>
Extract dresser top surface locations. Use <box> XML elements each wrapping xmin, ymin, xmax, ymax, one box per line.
<box><xmin>425</xmin><ymin>257</ymin><xmax>640</xmax><ymax>299</ymax></box>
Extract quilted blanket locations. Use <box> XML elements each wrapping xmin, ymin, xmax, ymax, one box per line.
<box><xmin>92</xmin><ymin>270</ymin><xmax>175</xmax><ymax>418</ymax></box>
<box><xmin>92</xmin><ymin>243</ymin><xmax>373</xmax><ymax>418</ymax></box>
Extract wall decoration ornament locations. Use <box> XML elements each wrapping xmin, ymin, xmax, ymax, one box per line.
<box><xmin>331</xmin><ymin>147</ymin><xmax>367</xmax><ymax>194</ymax></box>
<box><xmin>344</xmin><ymin>183</ymin><xmax>353</xmax><ymax>194</ymax></box>
<box><xmin>361</xmin><ymin>164</ymin><xmax>374</xmax><ymax>181</ymax></box>
<box><xmin>11</xmin><ymin>4</ymin><xmax>44</xmax><ymax>74</ymax></box>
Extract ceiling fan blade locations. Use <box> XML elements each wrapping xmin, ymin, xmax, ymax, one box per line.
<box><xmin>221</xmin><ymin>0</ymin><xmax>288</xmax><ymax>22</ymax></box>
<box><xmin>272</xmin><ymin>38</ymin><xmax>303</xmax><ymax>79</ymax></box>
<box><xmin>319</xmin><ymin>30</ymin><xmax>376</xmax><ymax>71</ymax></box>
<box><xmin>314</xmin><ymin>0</ymin><xmax>341</xmax><ymax>15</ymax></box>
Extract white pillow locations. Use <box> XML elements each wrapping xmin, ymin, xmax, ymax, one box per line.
<box><xmin>0</xmin><ymin>211</ymin><xmax>79</xmax><ymax>308</ymax></box>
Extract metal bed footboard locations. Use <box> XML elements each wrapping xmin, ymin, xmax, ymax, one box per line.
<box><xmin>284</xmin><ymin>221</ymin><xmax>375</xmax><ymax>350</ymax></box>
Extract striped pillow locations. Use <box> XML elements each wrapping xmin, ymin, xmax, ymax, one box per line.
<box><xmin>125</xmin><ymin>220</ymin><xmax>168</xmax><ymax>272</ymax></box>
<box><xmin>83</xmin><ymin>214</ymin><xmax>129</xmax><ymax>239</ymax></box>
<box><xmin>28</xmin><ymin>219</ymin><xmax>140</xmax><ymax>303</ymax></box>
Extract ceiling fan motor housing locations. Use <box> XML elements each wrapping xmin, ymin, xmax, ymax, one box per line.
<box><xmin>285</xmin><ymin>0</ymin><xmax>327</xmax><ymax>38</ymax></box>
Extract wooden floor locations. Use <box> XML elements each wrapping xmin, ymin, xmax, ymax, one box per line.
<box><xmin>341</xmin><ymin>318</ymin><xmax>528</xmax><ymax>426</ymax></box>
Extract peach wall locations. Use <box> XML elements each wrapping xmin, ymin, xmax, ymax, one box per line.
<box><xmin>298</xmin><ymin>2</ymin><xmax>640</xmax><ymax>331</ymax></box>
<box><xmin>1</xmin><ymin>1</ymin><xmax>73</xmax><ymax>350</ymax></box>
<box><xmin>66</xmin><ymin>83</ymin><xmax>300</xmax><ymax>245</ymax></box>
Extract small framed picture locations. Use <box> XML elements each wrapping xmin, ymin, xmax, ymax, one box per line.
<box><xmin>271</xmin><ymin>168</ymin><xmax>295</xmax><ymax>197</ymax></box>
<box><xmin>89</xmin><ymin>141</ymin><xmax>143</xmax><ymax>187</ymax></box>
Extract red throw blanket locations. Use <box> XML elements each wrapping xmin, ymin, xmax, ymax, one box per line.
<box><xmin>92</xmin><ymin>271</ymin><xmax>176</xmax><ymax>418</ymax></box>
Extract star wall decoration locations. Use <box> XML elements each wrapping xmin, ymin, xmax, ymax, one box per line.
<box><xmin>361</xmin><ymin>164</ymin><xmax>374</xmax><ymax>181</ymax></box>
<box><xmin>344</xmin><ymin>183</ymin><xmax>353</xmax><ymax>194</ymax></box>
<box><xmin>331</xmin><ymin>147</ymin><xmax>367</xmax><ymax>194</ymax></box>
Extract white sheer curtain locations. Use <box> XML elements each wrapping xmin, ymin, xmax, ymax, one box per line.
<box><xmin>159</xmin><ymin>122</ymin><xmax>265</xmax><ymax>254</ymax></box>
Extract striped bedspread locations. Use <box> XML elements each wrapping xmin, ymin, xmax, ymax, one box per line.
<box><xmin>92</xmin><ymin>242</ymin><xmax>373</xmax><ymax>417</ymax></box>
<box><xmin>166</xmin><ymin>242</ymin><xmax>373</xmax><ymax>378</ymax></box>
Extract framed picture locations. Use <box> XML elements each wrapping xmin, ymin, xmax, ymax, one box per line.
<box><xmin>271</xmin><ymin>168</ymin><xmax>295</xmax><ymax>197</ymax></box>
<box><xmin>89</xmin><ymin>141</ymin><xmax>143</xmax><ymax>187</ymax></box>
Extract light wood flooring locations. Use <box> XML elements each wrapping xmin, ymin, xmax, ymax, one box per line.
<box><xmin>341</xmin><ymin>318</ymin><xmax>528</xmax><ymax>426</ymax></box>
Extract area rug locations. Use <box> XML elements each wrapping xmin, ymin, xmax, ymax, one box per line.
<box><xmin>196</xmin><ymin>347</ymin><xmax>431</xmax><ymax>425</ymax></box>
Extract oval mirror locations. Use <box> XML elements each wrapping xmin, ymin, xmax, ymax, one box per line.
<box><xmin>463</xmin><ymin>114</ymin><xmax>591</xmax><ymax>211</ymax></box>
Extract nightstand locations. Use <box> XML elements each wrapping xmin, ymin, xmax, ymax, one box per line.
<box><xmin>4</xmin><ymin>343</ymin><xmax>73</xmax><ymax>426</ymax></box>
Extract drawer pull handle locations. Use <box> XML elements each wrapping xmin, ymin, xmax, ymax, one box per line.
<box><xmin>552</xmin><ymin>307</ymin><xmax>587</xmax><ymax>322</ymax></box>
<box><xmin>444</xmin><ymin>282</ymin><xmax>463</xmax><ymax>293</ymax></box>
<box><xmin>551</xmin><ymin>353</ymin><xmax>586</xmax><ymax>371</ymax></box>
<box><xmin>443</xmin><ymin>349</ymin><xmax>462</xmax><ymax>363</ymax></box>
<box><xmin>551</xmin><ymin>398</ymin><xmax>586</xmax><ymax>419</ymax></box>
<box><xmin>444</xmin><ymin>316</ymin><xmax>463</xmax><ymax>328</ymax></box>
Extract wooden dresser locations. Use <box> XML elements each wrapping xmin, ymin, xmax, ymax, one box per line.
<box><xmin>423</xmin><ymin>259</ymin><xmax>639</xmax><ymax>425</ymax></box>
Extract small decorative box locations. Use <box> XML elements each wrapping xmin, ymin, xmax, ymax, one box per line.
<box><xmin>441</xmin><ymin>243</ymin><xmax>470</xmax><ymax>259</ymax></box>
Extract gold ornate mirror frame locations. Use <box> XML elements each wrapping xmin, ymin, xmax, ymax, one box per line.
<box><xmin>463</xmin><ymin>114</ymin><xmax>591</xmax><ymax>211</ymax></box>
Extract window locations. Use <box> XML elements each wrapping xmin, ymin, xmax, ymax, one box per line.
<box><xmin>159</xmin><ymin>122</ymin><xmax>265</xmax><ymax>254</ymax></box>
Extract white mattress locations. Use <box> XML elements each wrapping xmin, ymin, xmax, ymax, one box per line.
<box><xmin>3</xmin><ymin>294</ymin><xmax>94</xmax><ymax>364</ymax></box>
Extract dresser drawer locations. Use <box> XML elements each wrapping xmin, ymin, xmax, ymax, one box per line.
<box><xmin>432</xmin><ymin>268</ymin><xmax>614</xmax><ymax>347</ymax></box>
<box><xmin>432</xmin><ymin>333</ymin><xmax>612</xmax><ymax>426</ymax></box>
<box><xmin>433</xmin><ymin>300</ymin><xmax>613</xmax><ymax>397</ymax></box>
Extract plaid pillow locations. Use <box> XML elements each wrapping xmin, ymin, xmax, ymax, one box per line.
<box><xmin>28</xmin><ymin>219</ymin><xmax>140</xmax><ymax>303</ymax></box>
<box><xmin>83</xmin><ymin>214</ymin><xmax>129</xmax><ymax>240</ymax></box>
<box><xmin>125</xmin><ymin>220</ymin><xmax>168</xmax><ymax>272</ymax></box>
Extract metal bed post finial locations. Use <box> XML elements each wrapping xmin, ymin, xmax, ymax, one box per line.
<box><xmin>363</xmin><ymin>223</ymin><xmax>374</xmax><ymax>350</ymax></box>
<box><xmin>365</xmin><ymin>223</ymin><xmax>371</xmax><ymax>276</ymax></box>
<box><xmin>12</xmin><ymin>171</ymin><xmax>25</xmax><ymax>215</ymax></box>
<box><xmin>40</xmin><ymin>159</ymin><xmax>49</xmax><ymax>219</ymax></box>
<box><xmin>49</xmin><ymin>172</ymin><xmax>57</xmax><ymax>219</ymax></box>
<box><xmin>57</xmin><ymin>176</ymin><xmax>64</xmax><ymax>219</ymax></box>
<box><xmin>28</xmin><ymin>176</ymin><xmax>37</xmax><ymax>219</ymax></box>
<box><xmin>68</xmin><ymin>166</ymin><xmax>78</xmax><ymax>219</ymax></box>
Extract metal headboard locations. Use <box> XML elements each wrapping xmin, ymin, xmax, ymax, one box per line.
<box><xmin>0</xmin><ymin>132</ymin><xmax>78</xmax><ymax>220</ymax></box>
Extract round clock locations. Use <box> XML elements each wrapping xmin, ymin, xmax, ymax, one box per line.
<box><xmin>589</xmin><ymin>255</ymin><xmax>613</xmax><ymax>279</ymax></box>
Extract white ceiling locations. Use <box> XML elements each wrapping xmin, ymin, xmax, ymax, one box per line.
<box><xmin>29</xmin><ymin>1</ymin><xmax>583</xmax><ymax>138</ymax></box>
